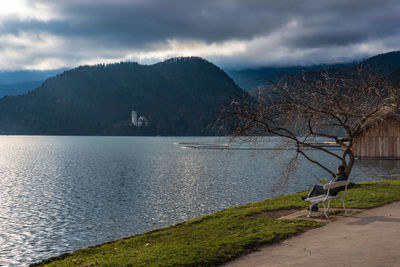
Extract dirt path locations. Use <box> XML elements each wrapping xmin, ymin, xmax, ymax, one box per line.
<box><xmin>224</xmin><ymin>201</ymin><xmax>400</xmax><ymax>267</ymax></box>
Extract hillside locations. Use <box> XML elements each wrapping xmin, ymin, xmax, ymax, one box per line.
<box><xmin>226</xmin><ymin>51</ymin><xmax>400</xmax><ymax>92</ymax></box>
<box><xmin>0</xmin><ymin>57</ymin><xmax>244</xmax><ymax>135</ymax></box>
<box><xmin>390</xmin><ymin>68</ymin><xmax>400</xmax><ymax>85</ymax></box>
<box><xmin>225</xmin><ymin>63</ymin><xmax>356</xmax><ymax>91</ymax></box>
<box><xmin>361</xmin><ymin>51</ymin><xmax>400</xmax><ymax>74</ymax></box>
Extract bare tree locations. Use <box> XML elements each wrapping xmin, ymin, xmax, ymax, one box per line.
<box><xmin>220</xmin><ymin>66</ymin><xmax>399</xmax><ymax>178</ymax></box>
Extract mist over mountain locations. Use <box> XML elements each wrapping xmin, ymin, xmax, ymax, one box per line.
<box><xmin>0</xmin><ymin>57</ymin><xmax>244</xmax><ymax>135</ymax></box>
<box><xmin>226</xmin><ymin>51</ymin><xmax>400</xmax><ymax>92</ymax></box>
<box><xmin>0</xmin><ymin>69</ymin><xmax>65</xmax><ymax>97</ymax></box>
<box><xmin>0</xmin><ymin>69</ymin><xmax>65</xmax><ymax>84</ymax></box>
<box><xmin>0</xmin><ymin>81</ymin><xmax>43</xmax><ymax>98</ymax></box>
<box><xmin>225</xmin><ymin>63</ymin><xmax>356</xmax><ymax>91</ymax></box>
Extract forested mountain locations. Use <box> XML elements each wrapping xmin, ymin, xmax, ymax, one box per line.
<box><xmin>0</xmin><ymin>57</ymin><xmax>244</xmax><ymax>135</ymax></box>
<box><xmin>226</xmin><ymin>50</ymin><xmax>400</xmax><ymax>92</ymax></box>
<box><xmin>226</xmin><ymin>63</ymin><xmax>358</xmax><ymax>97</ymax></box>
<box><xmin>390</xmin><ymin>68</ymin><xmax>400</xmax><ymax>85</ymax></box>
<box><xmin>361</xmin><ymin>51</ymin><xmax>400</xmax><ymax>74</ymax></box>
<box><xmin>225</xmin><ymin>63</ymin><xmax>355</xmax><ymax>91</ymax></box>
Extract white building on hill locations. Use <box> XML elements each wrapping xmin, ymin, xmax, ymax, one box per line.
<box><xmin>131</xmin><ymin>109</ymin><xmax>148</xmax><ymax>127</ymax></box>
<box><xmin>131</xmin><ymin>110</ymin><xmax>138</xmax><ymax>126</ymax></box>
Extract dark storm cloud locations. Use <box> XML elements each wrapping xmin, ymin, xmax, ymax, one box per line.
<box><xmin>19</xmin><ymin>0</ymin><xmax>400</xmax><ymax>47</ymax></box>
<box><xmin>288</xmin><ymin>27</ymin><xmax>374</xmax><ymax>49</ymax></box>
<box><xmin>1</xmin><ymin>0</ymin><xmax>400</xmax><ymax>69</ymax></box>
<box><xmin>283</xmin><ymin>0</ymin><xmax>400</xmax><ymax>49</ymax></box>
<box><xmin>19</xmin><ymin>0</ymin><xmax>296</xmax><ymax>46</ymax></box>
<box><xmin>26</xmin><ymin>0</ymin><xmax>400</xmax><ymax>47</ymax></box>
<box><xmin>1</xmin><ymin>18</ymin><xmax>71</xmax><ymax>36</ymax></box>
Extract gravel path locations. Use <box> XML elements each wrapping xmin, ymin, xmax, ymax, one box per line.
<box><xmin>224</xmin><ymin>201</ymin><xmax>400</xmax><ymax>267</ymax></box>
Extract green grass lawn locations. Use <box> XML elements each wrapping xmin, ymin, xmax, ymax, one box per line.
<box><xmin>37</xmin><ymin>179</ymin><xmax>400</xmax><ymax>267</ymax></box>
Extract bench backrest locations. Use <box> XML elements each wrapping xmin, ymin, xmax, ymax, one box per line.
<box><xmin>323</xmin><ymin>180</ymin><xmax>350</xmax><ymax>190</ymax></box>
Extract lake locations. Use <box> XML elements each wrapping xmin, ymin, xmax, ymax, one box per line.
<box><xmin>0</xmin><ymin>136</ymin><xmax>399</xmax><ymax>265</ymax></box>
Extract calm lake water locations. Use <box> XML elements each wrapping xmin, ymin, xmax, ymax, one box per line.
<box><xmin>0</xmin><ymin>136</ymin><xmax>399</xmax><ymax>265</ymax></box>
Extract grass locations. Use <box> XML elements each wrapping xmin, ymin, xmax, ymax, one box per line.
<box><xmin>38</xmin><ymin>178</ymin><xmax>400</xmax><ymax>267</ymax></box>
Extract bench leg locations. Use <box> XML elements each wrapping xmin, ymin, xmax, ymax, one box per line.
<box><xmin>307</xmin><ymin>204</ymin><xmax>313</xmax><ymax>218</ymax></box>
<box><xmin>341</xmin><ymin>199</ymin><xmax>347</xmax><ymax>214</ymax></box>
<box><xmin>322</xmin><ymin>202</ymin><xmax>329</xmax><ymax>219</ymax></box>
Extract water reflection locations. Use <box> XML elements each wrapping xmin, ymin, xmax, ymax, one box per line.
<box><xmin>0</xmin><ymin>136</ymin><xmax>398</xmax><ymax>265</ymax></box>
<box><xmin>353</xmin><ymin>159</ymin><xmax>400</xmax><ymax>179</ymax></box>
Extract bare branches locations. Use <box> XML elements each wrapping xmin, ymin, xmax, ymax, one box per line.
<box><xmin>220</xmin><ymin>65</ymin><xmax>399</xmax><ymax>178</ymax></box>
<box><xmin>298</xmin><ymin>150</ymin><xmax>335</xmax><ymax>177</ymax></box>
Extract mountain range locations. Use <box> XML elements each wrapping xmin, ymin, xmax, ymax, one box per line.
<box><xmin>0</xmin><ymin>51</ymin><xmax>399</xmax><ymax>135</ymax></box>
<box><xmin>226</xmin><ymin>51</ymin><xmax>400</xmax><ymax>92</ymax></box>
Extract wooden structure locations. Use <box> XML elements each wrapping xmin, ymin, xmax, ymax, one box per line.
<box><xmin>352</xmin><ymin>114</ymin><xmax>400</xmax><ymax>158</ymax></box>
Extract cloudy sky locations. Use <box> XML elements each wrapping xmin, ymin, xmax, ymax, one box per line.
<box><xmin>0</xmin><ymin>0</ymin><xmax>399</xmax><ymax>70</ymax></box>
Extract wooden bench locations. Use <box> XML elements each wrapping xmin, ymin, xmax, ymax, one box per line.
<box><xmin>305</xmin><ymin>180</ymin><xmax>350</xmax><ymax>219</ymax></box>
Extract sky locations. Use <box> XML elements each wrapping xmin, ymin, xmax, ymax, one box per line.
<box><xmin>0</xmin><ymin>0</ymin><xmax>399</xmax><ymax>71</ymax></box>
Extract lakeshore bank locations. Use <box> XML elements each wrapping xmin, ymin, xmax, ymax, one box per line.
<box><xmin>33</xmin><ymin>178</ymin><xmax>400</xmax><ymax>267</ymax></box>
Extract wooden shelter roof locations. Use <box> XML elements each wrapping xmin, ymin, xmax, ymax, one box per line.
<box><xmin>356</xmin><ymin>106</ymin><xmax>400</xmax><ymax>137</ymax></box>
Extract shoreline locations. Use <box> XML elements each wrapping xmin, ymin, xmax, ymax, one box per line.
<box><xmin>33</xmin><ymin>178</ymin><xmax>400</xmax><ymax>266</ymax></box>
